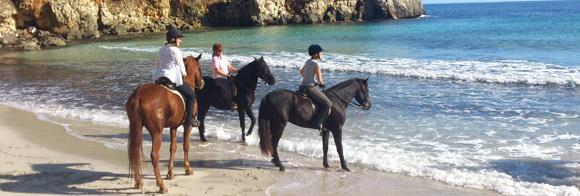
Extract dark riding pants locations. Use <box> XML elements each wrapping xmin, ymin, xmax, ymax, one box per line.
<box><xmin>176</xmin><ymin>82</ymin><xmax>195</xmax><ymax>120</ymax></box>
<box><xmin>302</xmin><ymin>85</ymin><xmax>332</xmax><ymax>127</ymax></box>
<box><xmin>215</xmin><ymin>77</ymin><xmax>237</xmax><ymax>107</ymax></box>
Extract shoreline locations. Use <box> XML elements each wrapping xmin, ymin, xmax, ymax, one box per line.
<box><xmin>0</xmin><ymin>104</ymin><xmax>275</xmax><ymax>195</ymax></box>
<box><xmin>0</xmin><ymin>104</ymin><xmax>505</xmax><ymax>195</ymax></box>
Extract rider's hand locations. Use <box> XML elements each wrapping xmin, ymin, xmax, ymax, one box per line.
<box><xmin>319</xmin><ymin>83</ymin><xmax>325</xmax><ymax>88</ymax></box>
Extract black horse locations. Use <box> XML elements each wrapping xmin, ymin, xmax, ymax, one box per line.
<box><xmin>195</xmin><ymin>57</ymin><xmax>275</xmax><ymax>142</ymax></box>
<box><xmin>258</xmin><ymin>78</ymin><xmax>371</xmax><ymax>171</ymax></box>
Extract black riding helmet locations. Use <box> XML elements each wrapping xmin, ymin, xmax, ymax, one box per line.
<box><xmin>166</xmin><ymin>29</ymin><xmax>184</xmax><ymax>43</ymax></box>
<box><xmin>308</xmin><ymin>44</ymin><xmax>324</xmax><ymax>56</ymax></box>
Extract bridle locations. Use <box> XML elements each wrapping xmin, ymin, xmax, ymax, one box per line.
<box><xmin>324</xmin><ymin>80</ymin><xmax>369</xmax><ymax>109</ymax></box>
<box><xmin>235</xmin><ymin>60</ymin><xmax>273</xmax><ymax>92</ymax></box>
<box><xmin>184</xmin><ymin>58</ymin><xmax>203</xmax><ymax>89</ymax></box>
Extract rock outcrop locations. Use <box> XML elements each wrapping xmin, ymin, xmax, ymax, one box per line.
<box><xmin>0</xmin><ymin>0</ymin><xmax>424</xmax><ymax>51</ymax></box>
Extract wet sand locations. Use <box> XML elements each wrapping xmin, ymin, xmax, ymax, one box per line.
<box><xmin>0</xmin><ymin>104</ymin><xmax>503</xmax><ymax>195</ymax></box>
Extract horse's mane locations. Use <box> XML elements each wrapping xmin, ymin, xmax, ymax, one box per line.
<box><xmin>236</xmin><ymin>59</ymin><xmax>259</xmax><ymax>74</ymax></box>
<box><xmin>326</xmin><ymin>78</ymin><xmax>358</xmax><ymax>91</ymax></box>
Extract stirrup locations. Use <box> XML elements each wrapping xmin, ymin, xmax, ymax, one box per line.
<box><xmin>192</xmin><ymin>119</ymin><xmax>200</xmax><ymax>127</ymax></box>
<box><xmin>230</xmin><ymin>103</ymin><xmax>238</xmax><ymax>112</ymax></box>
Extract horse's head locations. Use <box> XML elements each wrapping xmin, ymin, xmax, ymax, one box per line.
<box><xmin>254</xmin><ymin>56</ymin><xmax>275</xmax><ymax>85</ymax></box>
<box><xmin>183</xmin><ymin>54</ymin><xmax>205</xmax><ymax>89</ymax></box>
<box><xmin>354</xmin><ymin>78</ymin><xmax>371</xmax><ymax>110</ymax></box>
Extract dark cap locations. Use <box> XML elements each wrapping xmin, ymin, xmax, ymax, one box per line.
<box><xmin>166</xmin><ymin>29</ymin><xmax>184</xmax><ymax>42</ymax></box>
<box><xmin>308</xmin><ymin>44</ymin><xmax>324</xmax><ymax>56</ymax></box>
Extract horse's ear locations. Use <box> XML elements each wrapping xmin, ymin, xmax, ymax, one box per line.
<box><xmin>254</xmin><ymin>57</ymin><xmax>258</xmax><ymax>61</ymax></box>
<box><xmin>260</xmin><ymin>56</ymin><xmax>264</xmax><ymax>61</ymax></box>
<box><xmin>364</xmin><ymin>77</ymin><xmax>369</xmax><ymax>82</ymax></box>
<box><xmin>196</xmin><ymin>53</ymin><xmax>202</xmax><ymax>61</ymax></box>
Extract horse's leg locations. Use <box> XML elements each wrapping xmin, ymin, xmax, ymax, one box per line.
<box><xmin>197</xmin><ymin>104</ymin><xmax>210</xmax><ymax>142</ymax></box>
<box><xmin>237</xmin><ymin>107</ymin><xmax>246</xmax><ymax>141</ymax></box>
<box><xmin>183</xmin><ymin>126</ymin><xmax>193</xmax><ymax>175</ymax></box>
<box><xmin>151</xmin><ymin>131</ymin><xmax>168</xmax><ymax>193</ymax></box>
<box><xmin>321</xmin><ymin>130</ymin><xmax>330</xmax><ymax>168</ymax></box>
<box><xmin>270</xmin><ymin>122</ymin><xmax>286</xmax><ymax>171</ymax></box>
<box><xmin>166</xmin><ymin>128</ymin><xmax>177</xmax><ymax>180</ymax></box>
<box><xmin>332</xmin><ymin>127</ymin><xmax>350</xmax><ymax>171</ymax></box>
<box><xmin>245</xmin><ymin>105</ymin><xmax>256</xmax><ymax>136</ymax></box>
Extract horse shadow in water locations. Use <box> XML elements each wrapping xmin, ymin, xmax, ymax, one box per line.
<box><xmin>0</xmin><ymin>163</ymin><xmax>126</xmax><ymax>195</ymax></box>
<box><xmin>195</xmin><ymin>57</ymin><xmax>275</xmax><ymax>142</ymax></box>
<box><xmin>488</xmin><ymin>159</ymin><xmax>580</xmax><ymax>187</ymax></box>
<box><xmin>258</xmin><ymin>78</ymin><xmax>371</xmax><ymax>171</ymax></box>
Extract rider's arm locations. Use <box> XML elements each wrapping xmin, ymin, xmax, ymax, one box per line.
<box><xmin>174</xmin><ymin>48</ymin><xmax>187</xmax><ymax>77</ymax></box>
<box><xmin>315</xmin><ymin>67</ymin><xmax>324</xmax><ymax>86</ymax></box>
<box><xmin>213</xmin><ymin>67</ymin><xmax>230</xmax><ymax>77</ymax></box>
<box><xmin>228</xmin><ymin>64</ymin><xmax>238</xmax><ymax>73</ymax></box>
<box><xmin>212</xmin><ymin>57</ymin><xmax>230</xmax><ymax>77</ymax></box>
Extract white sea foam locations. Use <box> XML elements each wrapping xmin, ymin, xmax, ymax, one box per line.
<box><xmin>97</xmin><ymin>44</ymin><xmax>580</xmax><ymax>87</ymax></box>
<box><xmin>259</xmin><ymin>52</ymin><xmax>580</xmax><ymax>87</ymax></box>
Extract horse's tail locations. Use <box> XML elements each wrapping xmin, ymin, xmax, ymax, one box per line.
<box><xmin>258</xmin><ymin>96</ymin><xmax>273</xmax><ymax>156</ymax></box>
<box><xmin>126</xmin><ymin>90</ymin><xmax>144</xmax><ymax>182</ymax></box>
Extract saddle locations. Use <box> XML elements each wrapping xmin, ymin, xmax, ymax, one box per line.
<box><xmin>297</xmin><ymin>86</ymin><xmax>318</xmax><ymax>111</ymax></box>
<box><xmin>155</xmin><ymin>77</ymin><xmax>176</xmax><ymax>90</ymax></box>
<box><xmin>154</xmin><ymin>77</ymin><xmax>199</xmax><ymax>127</ymax></box>
<box><xmin>155</xmin><ymin>77</ymin><xmax>185</xmax><ymax>109</ymax></box>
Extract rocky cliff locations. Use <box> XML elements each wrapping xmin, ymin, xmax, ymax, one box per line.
<box><xmin>0</xmin><ymin>0</ymin><xmax>424</xmax><ymax>51</ymax></box>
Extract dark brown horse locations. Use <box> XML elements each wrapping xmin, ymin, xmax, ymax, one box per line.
<box><xmin>195</xmin><ymin>57</ymin><xmax>275</xmax><ymax>141</ymax></box>
<box><xmin>126</xmin><ymin>54</ymin><xmax>204</xmax><ymax>193</ymax></box>
<box><xmin>258</xmin><ymin>78</ymin><xmax>371</xmax><ymax>171</ymax></box>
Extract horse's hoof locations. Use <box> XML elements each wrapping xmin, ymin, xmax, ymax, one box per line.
<box><xmin>134</xmin><ymin>182</ymin><xmax>143</xmax><ymax>189</ymax></box>
<box><xmin>270</xmin><ymin>159</ymin><xmax>278</xmax><ymax>166</ymax></box>
<box><xmin>246</xmin><ymin>131</ymin><xmax>252</xmax><ymax>136</ymax></box>
<box><xmin>342</xmin><ymin>167</ymin><xmax>351</xmax><ymax>172</ymax></box>
<box><xmin>279</xmin><ymin>166</ymin><xmax>286</xmax><ymax>172</ymax></box>
<box><xmin>185</xmin><ymin>167</ymin><xmax>193</xmax><ymax>175</ymax></box>
<box><xmin>323</xmin><ymin>164</ymin><xmax>330</xmax><ymax>168</ymax></box>
<box><xmin>159</xmin><ymin>185</ymin><xmax>168</xmax><ymax>194</ymax></box>
<box><xmin>166</xmin><ymin>172</ymin><xmax>174</xmax><ymax>180</ymax></box>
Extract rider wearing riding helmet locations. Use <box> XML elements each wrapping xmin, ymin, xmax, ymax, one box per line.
<box><xmin>152</xmin><ymin>28</ymin><xmax>196</xmax><ymax>129</ymax></box>
<box><xmin>211</xmin><ymin>42</ymin><xmax>238</xmax><ymax>111</ymax></box>
<box><xmin>300</xmin><ymin>44</ymin><xmax>331</xmax><ymax>131</ymax></box>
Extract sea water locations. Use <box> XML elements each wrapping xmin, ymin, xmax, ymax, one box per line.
<box><xmin>0</xmin><ymin>0</ymin><xmax>579</xmax><ymax>195</ymax></box>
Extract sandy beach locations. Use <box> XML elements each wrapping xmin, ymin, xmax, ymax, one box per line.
<box><xmin>0</xmin><ymin>104</ymin><xmax>504</xmax><ymax>196</ymax></box>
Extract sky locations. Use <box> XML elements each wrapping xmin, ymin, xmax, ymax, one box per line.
<box><xmin>422</xmin><ymin>0</ymin><xmax>543</xmax><ymax>4</ymax></box>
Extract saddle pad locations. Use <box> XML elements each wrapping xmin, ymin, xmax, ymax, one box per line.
<box><xmin>159</xmin><ymin>85</ymin><xmax>185</xmax><ymax>109</ymax></box>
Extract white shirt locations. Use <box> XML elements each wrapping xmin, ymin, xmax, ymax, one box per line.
<box><xmin>152</xmin><ymin>45</ymin><xmax>186</xmax><ymax>86</ymax></box>
<box><xmin>211</xmin><ymin>55</ymin><xmax>230</xmax><ymax>79</ymax></box>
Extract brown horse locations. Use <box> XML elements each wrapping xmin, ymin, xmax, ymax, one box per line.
<box><xmin>126</xmin><ymin>54</ymin><xmax>204</xmax><ymax>193</ymax></box>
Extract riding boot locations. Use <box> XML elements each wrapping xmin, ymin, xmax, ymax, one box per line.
<box><xmin>311</xmin><ymin>106</ymin><xmax>330</xmax><ymax>132</ymax></box>
<box><xmin>184</xmin><ymin>117</ymin><xmax>193</xmax><ymax>130</ymax></box>
<box><xmin>227</xmin><ymin>75</ymin><xmax>237</xmax><ymax>96</ymax></box>
<box><xmin>227</xmin><ymin>76</ymin><xmax>238</xmax><ymax>112</ymax></box>
<box><xmin>183</xmin><ymin>99</ymin><xmax>195</xmax><ymax>130</ymax></box>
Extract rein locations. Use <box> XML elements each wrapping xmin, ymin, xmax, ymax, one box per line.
<box><xmin>235</xmin><ymin>78</ymin><xmax>256</xmax><ymax>93</ymax></box>
<box><xmin>325</xmin><ymin>88</ymin><xmax>363</xmax><ymax>109</ymax></box>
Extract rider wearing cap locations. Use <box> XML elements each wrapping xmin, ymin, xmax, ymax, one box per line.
<box><xmin>300</xmin><ymin>44</ymin><xmax>331</xmax><ymax>131</ymax></box>
<box><xmin>152</xmin><ymin>29</ymin><xmax>196</xmax><ymax>129</ymax></box>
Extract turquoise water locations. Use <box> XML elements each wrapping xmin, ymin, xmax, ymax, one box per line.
<box><xmin>0</xmin><ymin>1</ymin><xmax>579</xmax><ymax>195</ymax></box>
